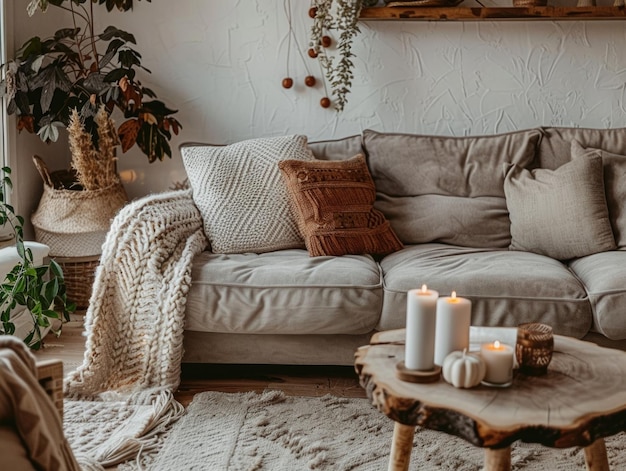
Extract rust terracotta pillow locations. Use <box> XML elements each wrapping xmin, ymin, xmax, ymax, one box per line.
<box><xmin>278</xmin><ymin>154</ymin><xmax>403</xmax><ymax>257</ymax></box>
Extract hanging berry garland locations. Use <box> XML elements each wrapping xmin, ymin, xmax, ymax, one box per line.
<box><xmin>281</xmin><ymin>0</ymin><xmax>366</xmax><ymax>111</ymax></box>
<box><xmin>282</xmin><ymin>0</ymin><xmax>325</xmax><ymax>99</ymax></box>
<box><xmin>309</xmin><ymin>0</ymin><xmax>364</xmax><ymax>111</ymax></box>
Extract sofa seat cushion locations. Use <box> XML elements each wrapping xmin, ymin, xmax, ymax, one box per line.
<box><xmin>569</xmin><ymin>251</ymin><xmax>626</xmax><ymax>340</ymax></box>
<box><xmin>378</xmin><ymin>244</ymin><xmax>592</xmax><ymax>338</ymax></box>
<box><xmin>185</xmin><ymin>249</ymin><xmax>382</xmax><ymax>335</ymax></box>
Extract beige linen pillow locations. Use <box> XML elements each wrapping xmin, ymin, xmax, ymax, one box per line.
<box><xmin>571</xmin><ymin>140</ymin><xmax>626</xmax><ymax>250</ymax></box>
<box><xmin>503</xmin><ymin>155</ymin><xmax>616</xmax><ymax>260</ymax></box>
<box><xmin>181</xmin><ymin>135</ymin><xmax>314</xmax><ymax>254</ymax></box>
<box><xmin>278</xmin><ymin>154</ymin><xmax>403</xmax><ymax>257</ymax></box>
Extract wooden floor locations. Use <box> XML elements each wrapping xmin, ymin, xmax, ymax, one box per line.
<box><xmin>33</xmin><ymin>321</ymin><xmax>366</xmax><ymax>407</ymax></box>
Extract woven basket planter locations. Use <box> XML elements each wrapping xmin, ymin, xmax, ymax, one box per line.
<box><xmin>32</xmin><ymin>182</ymin><xmax>128</xmax><ymax>257</ymax></box>
<box><xmin>54</xmin><ymin>255</ymin><xmax>101</xmax><ymax>311</ymax></box>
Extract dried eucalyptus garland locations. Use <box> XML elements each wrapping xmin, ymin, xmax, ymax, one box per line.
<box><xmin>310</xmin><ymin>0</ymin><xmax>364</xmax><ymax>111</ymax></box>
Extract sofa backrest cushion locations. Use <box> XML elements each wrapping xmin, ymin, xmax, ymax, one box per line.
<box><xmin>537</xmin><ymin>126</ymin><xmax>626</xmax><ymax>169</ymax></box>
<box><xmin>363</xmin><ymin>128</ymin><xmax>542</xmax><ymax>248</ymax></box>
<box><xmin>307</xmin><ymin>135</ymin><xmax>363</xmax><ymax>161</ymax></box>
<box><xmin>571</xmin><ymin>140</ymin><xmax>626</xmax><ymax>249</ymax></box>
<box><xmin>181</xmin><ymin>135</ymin><xmax>314</xmax><ymax>254</ymax></box>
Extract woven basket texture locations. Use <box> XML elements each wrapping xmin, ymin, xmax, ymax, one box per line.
<box><xmin>57</xmin><ymin>257</ymin><xmax>100</xmax><ymax>310</ymax></box>
<box><xmin>32</xmin><ymin>183</ymin><xmax>127</xmax><ymax>257</ymax></box>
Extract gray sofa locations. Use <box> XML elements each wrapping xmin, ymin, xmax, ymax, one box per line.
<box><xmin>181</xmin><ymin>127</ymin><xmax>626</xmax><ymax>365</ymax></box>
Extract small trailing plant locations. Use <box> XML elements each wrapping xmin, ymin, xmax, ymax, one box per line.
<box><xmin>1</xmin><ymin>0</ymin><xmax>182</xmax><ymax>163</ymax></box>
<box><xmin>310</xmin><ymin>0</ymin><xmax>365</xmax><ymax>111</ymax></box>
<box><xmin>0</xmin><ymin>168</ymin><xmax>75</xmax><ymax>350</ymax></box>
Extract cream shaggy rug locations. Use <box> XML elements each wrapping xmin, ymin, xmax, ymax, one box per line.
<box><xmin>143</xmin><ymin>390</ymin><xmax>626</xmax><ymax>471</ymax></box>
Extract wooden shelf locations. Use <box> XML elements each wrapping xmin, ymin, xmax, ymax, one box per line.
<box><xmin>360</xmin><ymin>4</ymin><xmax>626</xmax><ymax>21</ymax></box>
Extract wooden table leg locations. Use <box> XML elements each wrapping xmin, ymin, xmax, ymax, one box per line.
<box><xmin>484</xmin><ymin>446</ymin><xmax>511</xmax><ymax>471</ymax></box>
<box><xmin>388</xmin><ymin>422</ymin><xmax>415</xmax><ymax>471</ymax></box>
<box><xmin>584</xmin><ymin>438</ymin><xmax>610</xmax><ymax>471</ymax></box>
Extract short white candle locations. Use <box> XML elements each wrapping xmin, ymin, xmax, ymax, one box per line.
<box><xmin>434</xmin><ymin>291</ymin><xmax>471</xmax><ymax>366</ymax></box>
<box><xmin>405</xmin><ymin>285</ymin><xmax>438</xmax><ymax>370</ymax></box>
<box><xmin>480</xmin><ymin>341</ymin><xmax>514</xmax><ymax>384</ymax></box>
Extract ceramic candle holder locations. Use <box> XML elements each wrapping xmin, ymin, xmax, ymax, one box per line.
<box><xmin>515</xmin><ymin>323</ymin><xmax>554</xmax><ymax>376</ymax></box>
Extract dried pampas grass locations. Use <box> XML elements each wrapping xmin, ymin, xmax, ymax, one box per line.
<box><xmin>68</xmin><ymin>107</ymin><xmax>121</xmax><ymax>191</ymax></box>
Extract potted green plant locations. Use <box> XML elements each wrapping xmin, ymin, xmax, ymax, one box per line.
<box><xmin>2</xmin><ymin>0</ymin><xmax>182</xmax><ymax>163</ymax></box>
<box><xmin>0</xmin><ymin>167</ymin><xmax>74</xmax><ymax>350</ymax></box>
<box><xmin>1</xmin><ymin>0</ymin><xmax>182</xmax><ymax>307</ymax></box>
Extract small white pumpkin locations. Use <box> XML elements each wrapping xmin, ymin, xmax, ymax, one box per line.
<box><xmin>442</xmin><ymin>349</ymin><xmax>486</xmax><ymax>388</ymax></box>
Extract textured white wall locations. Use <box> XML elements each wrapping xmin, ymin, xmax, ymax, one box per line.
<box><xmin>9</xmin><ymin>0</ymin><xmax>626</xmax><ymax>220</ymax></box>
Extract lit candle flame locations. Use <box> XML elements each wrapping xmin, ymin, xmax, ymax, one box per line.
<box><xmin>494</xmin><ymin>340</ymin><xmax>501</xmax><ymax>349</ymax></box>
<box><xmin>451</xmin><ymin>291</ymin><xmax>457</xmax><ymax>299</ymax></box>
<box><xmin>421</xmin><ymin>284</ymin><xmax>428</xmax><ymax>293</ymax></box>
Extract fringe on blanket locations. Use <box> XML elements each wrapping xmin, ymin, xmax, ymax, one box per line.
<box><xmin>63</xmin><ymin>190</ymin><xmax>208</xmax><ymax>468</ymax></box>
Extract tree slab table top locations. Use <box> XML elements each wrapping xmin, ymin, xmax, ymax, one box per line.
<box><xmin>354</xmin><ymin>327</ymin><xmax>626</xmax><ymax>471</ymax></box>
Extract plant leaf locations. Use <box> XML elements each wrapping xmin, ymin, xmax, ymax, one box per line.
<box><xmin>118</xmin><ymin>49</ymin><xmax>141</xmax><ymax>68</ymax></box>
<box><xmin>43</xmin><ymin>309</ymin><xmax>59</xmax><ymax>319</ymax></box>
<box><xmin>99</xmin><ymin>49</ymin><xmax>116</xmax><ymax>69</ymax></box>
<box><xmin>31</xmin><ymin>55</ymin><xmax>45</xmax><ymax>74</ymax></box>
<box><xmin>54</xmin><ymin>27</ymin><xmax>80</xmax><ymax>41</ymax></box>
<box><xmin>105</xmin><ymin>38</ymin><xmax>125</xmax><ymax>54</ymax></box>
<box><xmin>83</xmin><ymin>72</ymin><xmax>106</xmax><ymax>93</ymax></box>
<box><xmin>44</xmin><ymin>278</ymin><xmax>59</xmax><ymax>305</ymax></box>
<box><xmin>99</xmin><ymin>26</ymin><xmax>136</xmax><ymax>44</ymax></box>
<box><xmin>54</xmin><ymin>67</ymin><xmax>72</xmax><ymax>93</ymax></box>
<box><xmin>16</xmin><ymin>36</ymin><xmax>43</xmax><ymax>60</ymax></box>
<box><xmin>17</xmin><ymin>116</ymin><xmax>35</xmax><ymax>133</ymax></box>
<box><xmin>23</xmin><ymin>329</ymin><xmax>34</xmax><ymax>345</ymax></box>
<box><xmin>36</xmin><ymin>121</ymin><xmax>63</xmax><ymax>142</ymax></box>
<box><xmin>49</xmin><ymin>259</ymin><xmax>63</xmax><ymax>279</ymax></box>
<box><xmin>104</xmin><ymin>68</ymin><xmax>129</xmax><ymax>83</ymax></box>
<box><xmin>118</xmin><ymin>119</ymin><xmax>141</xmax><ymax>152</ymax></box>
<box><xmin>39</xmin><ymin>70</ymin><xmax>58</xmax><ymax>113</ymax></box>
<box><xmin>29</xmin><ymin>65</ymin><xmax>55</xmax><ymax>90</ymax></box>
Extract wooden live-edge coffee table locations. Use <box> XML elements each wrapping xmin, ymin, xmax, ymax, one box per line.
<box><xmin>354</xmin><ymin>327</ymin><xmax>626</xmax><ymax>471</ymax></box>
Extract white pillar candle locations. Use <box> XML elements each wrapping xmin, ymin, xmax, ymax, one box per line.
<box><xmin>405</xmin><ymin>285</ymin><xmax>438</xmax><ymax>370</ymax></box>
<box><xmin>480</xmin><ymin>341</ymin><xmax>514</xmax><ymax>385</ymax></box>
<box><xmin>434</xmin><ymin>291</ymin><xmax>471</xmax><ymax>366</ymax></box>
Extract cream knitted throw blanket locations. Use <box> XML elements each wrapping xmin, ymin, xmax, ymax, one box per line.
<box><xmin>63</xmin><ymin>190</ymin><xmax>208</xmax><ymax>470</ymax></box>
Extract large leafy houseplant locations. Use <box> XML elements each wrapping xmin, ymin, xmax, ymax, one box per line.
<box><xmin>2</xmin><ymin>0</ymin><xmax>181</xmax><ymax>163</ymax></box>
<box><xmin>0</xmin><ymin>167</ymin><xmax>74</xmax><ymax>350</ymax></box>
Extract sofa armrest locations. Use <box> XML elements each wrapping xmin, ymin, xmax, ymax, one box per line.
<box><xmin>36</xmin><ymin>359</ymin><xmax>63</xmax><ymax>419</ymax></box>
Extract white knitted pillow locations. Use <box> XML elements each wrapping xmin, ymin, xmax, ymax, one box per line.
<box><xmin>181</xmin><ymin>135</ymin><xmax>315</xmax><ymax>254</ymax></box>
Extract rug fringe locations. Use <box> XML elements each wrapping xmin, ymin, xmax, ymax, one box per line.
<box><xmin>69</xmin><ymin>389</ymin><xmax>185</xmax><ymax>469</ymax></box>
<box><xmin>103</xmin><ymin>390</ymin><xmax>184</xmax><ymax>468</ymax></box>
